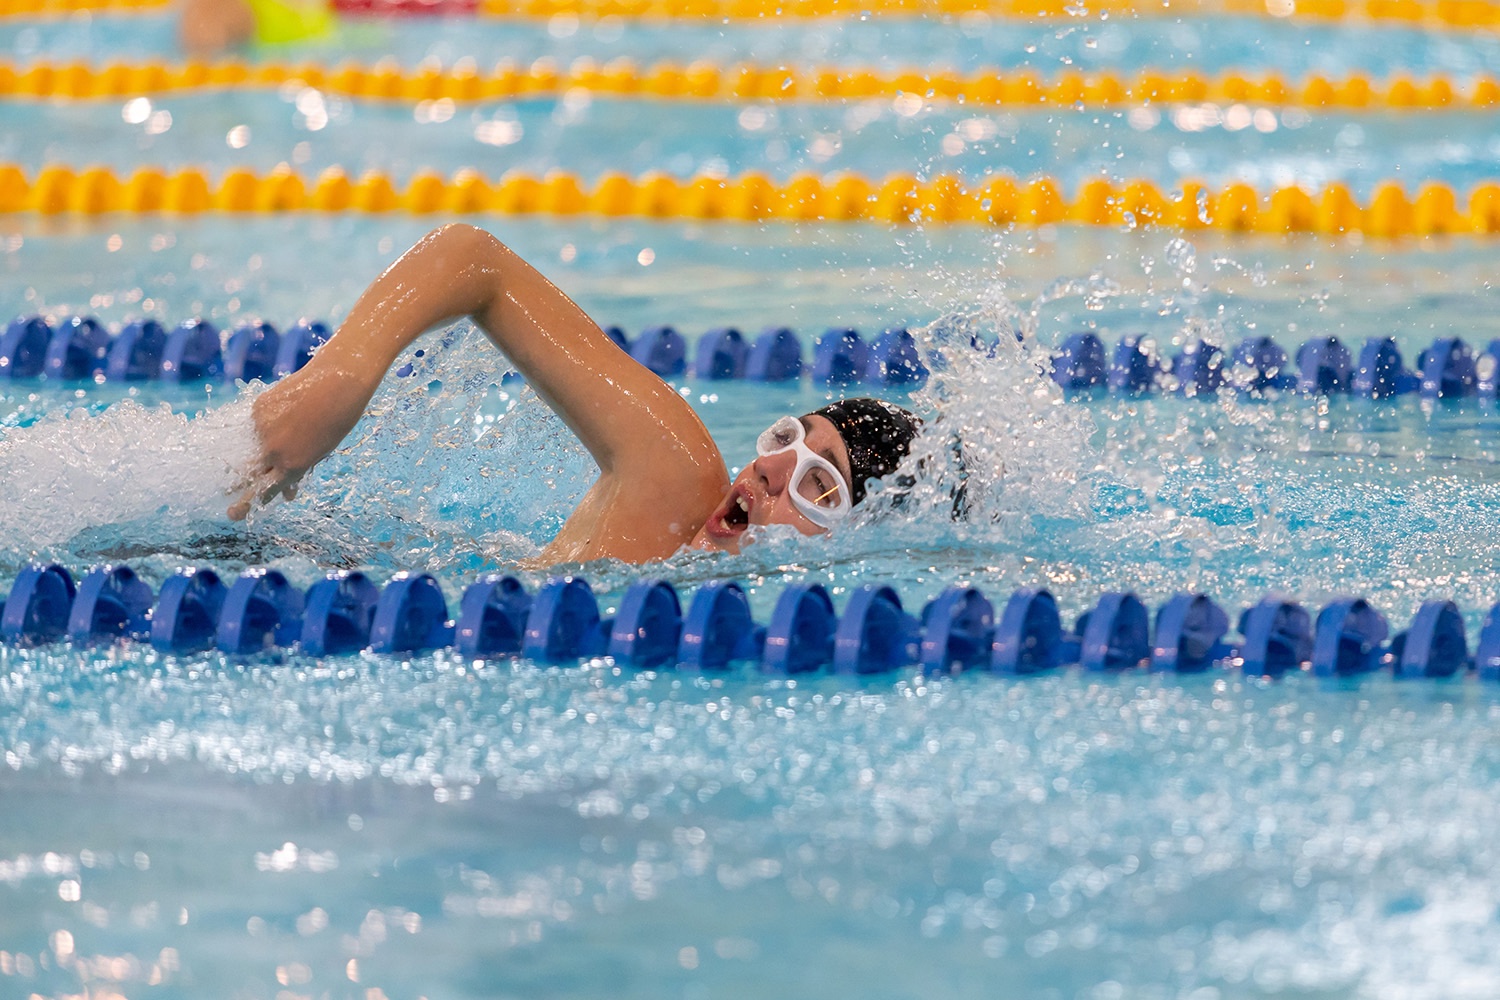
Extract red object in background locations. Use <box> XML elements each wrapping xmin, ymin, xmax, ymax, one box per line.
<box><xmin>330</xmin><ymin>0</ymin><xmax>480</xmax><ymax>15</ymax></box>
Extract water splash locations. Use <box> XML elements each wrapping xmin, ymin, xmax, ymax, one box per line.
<box><xmin>853</xmin><ymin>296</ymin><xmax>1100</xmax><ymax>546</ymax></box>
<box><xmin>238</xmin><ymin>324</ymin><xmax>594</xmax><ymax>575</ymax></box>
<box><xmin>5</xmin><ymin>264</ymin><xmax>1500</xmax><ymax>627</ymax></box>
<box><xmin>0</xmin><ymin>391</ymin><xmax>260</xmax><ymax>573</ymax></box>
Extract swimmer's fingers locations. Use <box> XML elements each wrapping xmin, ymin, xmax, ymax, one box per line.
<box><xmin>227</xmin><ymin>464</ymin><xmax>302</xmax><ymax>520</ymax></box>
<box><xmin>226</xmin><ymin>464</ymin><xmax>270</xmax><ymax>521</ymax></box>
<box><xmin>227</xmin><ymin>475</ymin><xmax>272</xmax><ymax>522</ymax></box>
<box><xmin>257</xmin><ymin>472</ymin><xmax>303</xmax><ymax>507</ymax></box>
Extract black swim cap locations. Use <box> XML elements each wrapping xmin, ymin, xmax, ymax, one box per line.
<box><xmin>811</xmin><ymin>398</ymin><xmax>922</xmax><ymax>506</ymax></box>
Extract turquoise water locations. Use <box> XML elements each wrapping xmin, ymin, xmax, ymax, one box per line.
<box><xmin>10</xmin><ymin>15</ymin><xmax>1500</xmax><ymax>193</ymax></box>
<box><xmin>11</xmin><ymin>11</ymin><xmax>1500</xmax><ymax>77</ymax></box>
<box><xmin>7</xmin><ymin>10</ymin><xmax>1500</xmax><ymax>1000</ymax></box>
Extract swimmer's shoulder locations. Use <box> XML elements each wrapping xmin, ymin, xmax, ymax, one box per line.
<box><xmin>543</xmin><ymin>433</ymin><xmax>728</xmax><ymax>564</ymax></box>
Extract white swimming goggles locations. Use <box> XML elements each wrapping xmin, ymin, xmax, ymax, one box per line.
<box><xmin>756</xmin><ymin>416</ymin><xmax>853</xmax><ymax>529</ymax></box>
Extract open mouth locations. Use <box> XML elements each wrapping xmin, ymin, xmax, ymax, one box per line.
<box><xmin>722</xmin><ymin>491</ymin><xmax>751</xmax><ymax>532</ymax></box>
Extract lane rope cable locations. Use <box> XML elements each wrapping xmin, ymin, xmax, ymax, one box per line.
<box><xmin>3</xmin><ymin>162</ymin><xmax>1499</xmax><ymax>238</ymax></box>
<box><xmin>3</xmin><ymin>315</ymin><xmax>1496</xmax><ymax>406</ymax></box>
<box><xmin>4</xmin><ymin>0</ymin><xmax>1500</xmax><ymax>27</ymax></box>
<box><xmin>0</xmin><ymin>562</ymin><xmax>1485</xmax><ymax>682</ymax></box>
<box><xmin>2</xmin><ymin>57</ymin><xmax>1497</xmax><ymax>113</ymax></box>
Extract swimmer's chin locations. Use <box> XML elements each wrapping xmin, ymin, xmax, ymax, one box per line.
<box><xmin>684</xmin><ymin>522</ymin><xmax>819</xmax><ymax>558</ymax></box>
<box><xmin>686</xmin><ymin>528</ymin><xmax>744</xmax><ymax>555</ymax></box>
<box><xmin>688</xmin><ymin>518</ymin><xmax>796</xmax><ymax>555</ymax></box>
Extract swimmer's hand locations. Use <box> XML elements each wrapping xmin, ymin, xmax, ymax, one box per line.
<box><xmin>228</xmin><ymin>359</ymin><xmax>378</xmax><ymax>520</ymax></box>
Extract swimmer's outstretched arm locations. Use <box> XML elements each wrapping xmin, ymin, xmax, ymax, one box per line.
<box><xmin>233</xmin><ymin>223</ymin><xmax>729</xmax><ymax>562</ymax></box>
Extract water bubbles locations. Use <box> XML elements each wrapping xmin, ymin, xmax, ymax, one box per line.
<box><xmin>413</xmin><ymin>98</ymin><xmax>456</xmax><ymax>125</ymax></box>
<box><xmin>892</xmin><ymin>93</ymin><xmax>924</xmax><ymax>118</ymax></box>
<box><xmin>1082</xmin><ymin>275</ymin><xmax>1121</xmax><ymax>312</ymax></box>
<box><xmin>737</xmin><ymin>106</ymin><xmax>770</xmax><ymax>132</ymax></box>
<box><xmin>293</xmin><ymin>88</ymin><xmax>329</xmax><ymax>132</ymax></box>
<box><xmin>1164</xmin><ymin>237</ymin><xmax>1198</xmax><ymax>276</ymax></box>
<box><xmin>852</xmin><ymin>300</ymin><xmax>1098</xmax><ymax>542</ymax></box>
<box><xmin>1035</xmin><ymin>273</ymin><xmax>1122</xmax><ymax>314</ymax></box>
<box><xmin>1335</xmin><ymin>123</ymin><xmax>1366</xmax><ymax>149</ymax></box>
<box><xmin>474</xmin><ymin>115</ymin><xmax>523</xmax><ymax>147</ymax></box>
<box><xmin>121</xmin><ymin>97</ymin><xmax>151</xmax><ymax>125</ymax></box>
<box><xmin>0</xmin><ymin>394</ymin><xmax>259</xmax><ymax>568</ymax></box>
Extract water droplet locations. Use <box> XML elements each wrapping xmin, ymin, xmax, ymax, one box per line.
<box><xmin>1164</xmin><ymin>237</ymin><xmax>1197</xmax><ymax>276</ymax></box>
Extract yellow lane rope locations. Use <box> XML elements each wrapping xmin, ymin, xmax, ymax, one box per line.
<box><xmin>1</xmin><ymin>0</ymin><xmax>164</xmax><ymax>13</ymax></box>
<box><xmin>5</xmin><ymin>57</ymin><xmax>1498</xmax><ymax>112</ymax></box>
<box><xmin>6</xmin><ymin>0</ymin><xmax>1500</xmax><ymax>25</ymax></box>
<box><xmin>4</xmin><ymin>163</ymin><xmax>1498</xmax><ymax>238</ymax></box>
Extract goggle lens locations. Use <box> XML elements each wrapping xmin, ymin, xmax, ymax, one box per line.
<box><xmin>756</xmin><ymin>417</ymin><xmax>801</xmax><ymax>453</ymax></box>
<box><xmin>795</xmin><ymin>467</ymin><xmax>847</xmax><ymax>510</ymax></box>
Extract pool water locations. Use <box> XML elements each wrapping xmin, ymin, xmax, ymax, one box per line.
<box><xmin>6</xmin><ymin>8</ymin><xmax>1500</xmax><ymax>999</ymax></box>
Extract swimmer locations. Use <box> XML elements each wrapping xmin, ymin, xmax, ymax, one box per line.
<box><xmin>178</xmin><ymin>0</ymin><xmax>256</xmax><ymax>55</ymax></box>
<box><xmin>179</xmin><ymin>0</ymin><xmax>332</xmax><ymax>55</ymax></box>
<box><xmin>229</xmin><ymin>223</ymin><xmax>920</xmax><ymax>564</ymax></box>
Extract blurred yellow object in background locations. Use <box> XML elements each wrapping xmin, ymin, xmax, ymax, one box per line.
<box><xmin>247</xmin><ymin>0</ymin><xmax>334</xmax><ymax>44</ymax></box>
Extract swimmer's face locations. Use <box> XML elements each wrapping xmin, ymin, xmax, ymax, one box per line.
<box><xmin>692</xmin><ymin>414</ymin><xmax>854</xmax><ymax>553</ymax></box>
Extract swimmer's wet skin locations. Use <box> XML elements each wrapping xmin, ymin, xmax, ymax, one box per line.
<box><xmin>233</xmin><ymin>223</ymin><xmax>920</xmax><ymax>564</ymax></box>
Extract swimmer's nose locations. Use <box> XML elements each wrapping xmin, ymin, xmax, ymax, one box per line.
<box><xmin>755</xmin><ymin>449</ymin><xmax>797</xmax><ymax>497</ymax></box>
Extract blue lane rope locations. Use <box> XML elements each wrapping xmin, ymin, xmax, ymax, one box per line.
<box><xmin>4</xmin><ymin>314</ymin><xmax>1497</xmax><ymax>399</ymax></box>
<box><xmin>0</xmin><ymin>562</ymin><xmax>1492</xmax><ymax>680</ymax></box>
<box><xmin>1049</xmin><ymin>331</ymin><xmax>1500</xmax><ymax>399</ymax></box>
<box><xmin>0</xmin><ymin>315</ymin><xmax>335</xmax><ymax>383</ymax></box>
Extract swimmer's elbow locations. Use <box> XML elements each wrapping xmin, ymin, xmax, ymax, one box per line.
<box><xmin>423</xmin><ymin>221</ymin><xmax>486</xmax><ymax>245</ymax></box>
<box><xmin>421</xmin><ymin>223</ymin><xmax>509</xmax><ymax>265</ymax></box>
<box><xmin>410</xmin><ymin>224</ymin><xmax>520</xmax><ymax>308</ymax></box>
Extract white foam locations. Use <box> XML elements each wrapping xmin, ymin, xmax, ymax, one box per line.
<box><xmin>853</xmin><ymin>302</ymin><xmax>1100</xmax><ymax>537</ymax></box>
<box><xmin>0</xmin><ymin>390</ymin><xmax>259</xmax><ymax>561</ymax></box>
